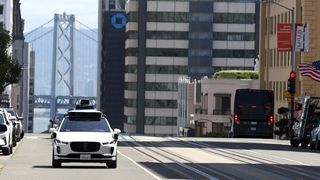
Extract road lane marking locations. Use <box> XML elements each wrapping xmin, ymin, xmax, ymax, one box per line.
<box><xmin>26</xmin><ymin>136</ymin><xmax>38</xmax><ymax>139</ymax></box>
<box><xmin>241</xmin><ymin>148</ymin><xmax>309</xmax><ymax>166</ymax></box>
<box><xmin>118</xmin><ymin>150</ymin><xmax>162</xmax><ymax>180</ymax></box>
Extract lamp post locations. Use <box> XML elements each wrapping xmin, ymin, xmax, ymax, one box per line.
<box><xmin>262</xmin><ymin>0</ymin><xmax>296</xmax><ymax>135</ymax></box>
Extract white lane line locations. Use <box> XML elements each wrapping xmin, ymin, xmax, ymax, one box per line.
<box><xmin>118</xmin><ymin>150</ymin><xmax>162</xmax><ymax>180</ymax></box>
<box><xmin>26</xmin><ymin>136</ymin><xmax>38</xmax><ymax>139</ymax></box>
<box><xmin>242</xmin><ymin>149</ymin><xmax>309</xmax><ymax>166</ymax></box>
<box><xmin>175</xmin><ymin>137</ymin><xmax>309</xmax><ymax>166</ymax></box>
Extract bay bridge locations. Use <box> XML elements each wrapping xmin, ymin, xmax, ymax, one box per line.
<box><xmin>25</xmin><ymin>13</ymin><xmax>97</xmax><ymax>132</ymax></box>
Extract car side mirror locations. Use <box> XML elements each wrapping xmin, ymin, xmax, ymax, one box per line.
<box><xmin>114</xmin><ymin>128</ymin><xmax>121</xmax><ymax>134</ymax></box>
<box><xmin>0</xmin><ymin>124</ymin><xmax>7</xmax><ymax>132</ymax></box>
<box><xmin>49</xmin><ymin>128</ymin><xmax>57</xmax><ymax>133</ymax></box>
<box><xmin>113</xmin><ymin>128</ymin><xmax>121</xmax><ymax>140</ymax></box>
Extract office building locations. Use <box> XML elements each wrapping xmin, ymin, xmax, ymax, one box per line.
<box><xmin>259</xmin><ymin>0</ymin><xmax>320</xmax><ymax>120</ymax></box>
<box><xmin>124</xmin><ymin>0</ymin><xmax>259</xmax><ymax>135</ymax></box>
<box><xmin>97</xmin><ymin>0</ymin><xmax>126</xmax><ymax>130</ymax></box>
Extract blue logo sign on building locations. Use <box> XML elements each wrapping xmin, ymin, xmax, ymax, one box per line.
<box><xmin>111</xmin><ymin>13</ymin><xmax>127</xmax><ymax>29</ymax></box>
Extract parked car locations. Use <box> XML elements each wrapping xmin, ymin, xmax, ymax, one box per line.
<box><xmin>50</xmin><ymin>109</ymin><xmax>121</xmax><ymax>168</ymax></box>
<box><xmin>0</xmin><ymin>108</ymin><xmax>13</xmax><ymax>155</ymax></box>
<box><xmin>290</xmin><ymin>96</ymin><xmax>320</xmax><ymax>148</ymax></box>
<box><xmin>6</xmin><ymin>108</ymin><xmax>24</xmax><ymax>141</ymax></box>
<box><xmin>310</xmin><ymin>113</ymin><xmax>320</xmax><ymax>149</ymax></box>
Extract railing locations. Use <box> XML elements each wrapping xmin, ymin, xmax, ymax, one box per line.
<box><xmin>213</xmin><ymin>109</ymin><xmax>230</xmax><ymax>115</ymax></box>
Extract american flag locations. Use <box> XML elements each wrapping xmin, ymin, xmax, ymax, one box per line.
<box><xmin>298</xmin><ymin>60</ymin><xmax>320</xmax><ymax>82</ymax></box>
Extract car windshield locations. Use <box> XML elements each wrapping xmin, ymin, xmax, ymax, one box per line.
<box><xmin>59</xmin><ymin>118</ymin><xmax>111</xmax><ymax>132</ymax></box>
<box><xmin>0</xmin><ymin>114</ymin><xmax>4</xmax><ymax>124</ymax></box>
<box><xmin>6</xmin><ymin>109</ymin><xmax>15</xmax><ymax>117</ymax></box>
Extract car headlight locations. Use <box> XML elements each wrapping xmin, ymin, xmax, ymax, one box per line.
<box><xmin>54</xmin><ymin>139</ymin><xmax>68</xmax><ymax>145</ymax></box>
<box><xmin>102</xmin><ymin>140</ymin><xmax>115</xmax><ymax>145</ymax></box>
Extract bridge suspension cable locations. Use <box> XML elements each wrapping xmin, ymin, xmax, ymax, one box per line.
<box><xmin>26</xmin><ymin>29</ymin><xmax>53</xmax><ymax>43</ymax></box>
<box><xmin>24</xmin><ymin>19</ymin><xmax>54</xmax><ymax>37</ymax></box>
<box><xmin>74</xmin><ymin>28</ymin><xmax>97</xmax><ymax>42</ymax></box>
<box><xmin>75</xmin><ymin>19</ymin><xmax>97</xmax><ymax>34</ymax></box>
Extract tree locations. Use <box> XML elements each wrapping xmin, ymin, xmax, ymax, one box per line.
<box><xmin>0</xmin><ymin>26</ymin><xmax>22</xmax><ymax>94</ymax></box>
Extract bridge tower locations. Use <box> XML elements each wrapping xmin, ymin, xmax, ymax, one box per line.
<box><xmin>50</xmin><ymin>13</ymin><xmax>75</xmax><ymax>119</ymax></box>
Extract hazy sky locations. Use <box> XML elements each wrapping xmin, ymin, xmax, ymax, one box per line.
<box><xmin>21</xmin><ymin>0</ymin><xmax>98</xmax><ymax>33</ymax></box>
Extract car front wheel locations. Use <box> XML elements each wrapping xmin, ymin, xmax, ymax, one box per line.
<box><xmin>2</xmin><ymin>147</ymin><xmax>10</xmax><ymax>155</ymax></box>
<box><xmin>52</xmin><ymin>151</ymin><xmax>61</xmax><ymax>168</ymax></box>
<box><xmin>106</xmin><ymin>160</ymin><xmax>117</xmax><ymax>168</ymax></box>
<box><xmin>290</xmin><ymin>136</ymin><xmax>300</xmax><ymax>148</ymax></box>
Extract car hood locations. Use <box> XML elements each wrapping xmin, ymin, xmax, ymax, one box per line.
<box><xmin>56</xmin><ymin>132</ymin><xmax>114</xmax><ymax>142</ymax></box>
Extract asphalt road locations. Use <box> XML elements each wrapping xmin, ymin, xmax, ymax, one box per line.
<box><xmin>1</xmin><ymin>134</ymin><xmax>320</xmax><ymax>180</ymax></box>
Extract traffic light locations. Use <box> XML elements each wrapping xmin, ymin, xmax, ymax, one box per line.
<box><xmin>288</xmin><ymin>71</ymin><xmax>296</xmax><ymax>94</ymax></box>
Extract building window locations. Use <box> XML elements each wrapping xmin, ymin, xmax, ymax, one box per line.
<box><xmin>125</xmin><ymin>82</ymin><xmax>137</xmax><ymax>90</ymax></box>
<box><xmin>213</xmin><ymin>32</ymin><xmax>255</xmax><ymax>41</ymax></box>
<box><xmin>189</xmin><ymin>32</ymin><xmax>212</xmax><ymax>39</ymax></box>
<box><xmin>125</xmin><ymin>99</ymin><xmax>137</xmax><ymax>107</ymax></box>
<box><xmin>126</xmin><ymin>116</ymin><xmax>136</xmax><ymax>124</ymax></box>
<box><xmin>146</xmin><ymin>65</ymin><xmax>188</xmax><ymax>74</ymax></box>
<box><xmin>0</xmin><ymin>5</ymin><xmax>3</xmax><ymax>15</ymax></box>
<box><xmin>213</xmin><ymin>13</ymin><xmax>255</xmax><ymax>24</ymax></box>
<box><xmin>127</xmin><ymin>12</ymin><xmax>138</xmax><ymax>22</ymax></box>
<box><xmin>125</xmin><ymin>48</ymin><xmax>138</xmax><ymax>56</ymax></box>
<box><xmin>145</xmin><ymin>82</ymin><xmax>178</xmax><ymax>91</ymax></box>
<box><xmin>214</xmin><ymin>94</ymin><xmax>231</xmax><ymax>115</ymax></box>
<box><xmin>126</xmin><ymin>31</ymin><xmax>138</xmax><ymax>39</ymax></box>
<box><xmin>212</xmin><ymin>50</ymin><xmax>255</xmax><ymax>58</ymax></box>
<box><xmin>145</xmin><ymin>116</ymin><xmax>177</xmax><ymax>126</ymax></box>
<box><xmin>147</xmin><ymin>31</ymin><xmax>188</xmax><ymax>40</ymax></box>
<box><xmin>147</xmin><ymin>12</ymin><xmax>189</xmax><ymax>22</ymax></box>
<box><xmin>190</xmin><ymin>13</ymin><xmax>212</xmax><ymax>22</ymax></box>
<box><xmin>125</xmin><ymin>65</ymin><xmax>137</xmax><ymax>73</ymax></box>
<box><xmin>145</xmin><ymin>99</ymin><xmax>177</xmax><ymax>108</ymax></box>
<box><xmin>146</xmin><ymin>48</ymin><xmax>188</xmax><ymax>57</ymax></box>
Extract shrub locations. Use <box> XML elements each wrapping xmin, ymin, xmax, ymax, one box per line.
<box><xmin>213</xmin><ymin>70</ymin><xmax>258</xmax><ymax>79</ymax></box>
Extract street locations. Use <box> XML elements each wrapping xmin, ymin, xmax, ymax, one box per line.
<box><xmin>1</xmin><ymin>134</ymin><xmax>320</xmax><ymax>180</ymax></box>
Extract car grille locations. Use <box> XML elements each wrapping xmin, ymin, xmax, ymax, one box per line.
<box><xmin>70</xmin><ymin>142</ymin><xmax>100</xmax><ymax>152</ymax></box>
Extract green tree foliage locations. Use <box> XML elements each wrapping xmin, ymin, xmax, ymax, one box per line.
<box><xmin>213</xmin><ymin>70</ymin><xmax>258</xmax><ymax>79</ymax></box>
<box><xmin>0</xmin><ymin>26</ymin><xmax>22</xmax><ymax>93</ymax></box>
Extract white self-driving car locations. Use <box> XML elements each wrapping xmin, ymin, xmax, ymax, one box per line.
<box><xmin>50</xmin><ymin>110</ymin><xmax>121</xmax><ymax>168</ymax></box>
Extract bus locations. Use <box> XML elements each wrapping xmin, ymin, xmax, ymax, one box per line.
<box><xmin>232</xmin><ymin>89</ymin><xmax>274</xmax><ymax>138</ymax></box>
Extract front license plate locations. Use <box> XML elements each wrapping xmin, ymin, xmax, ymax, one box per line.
<box><xmin>250</xmin><ymin>127</ymin><xmax>256</xmax><ymax>131</ymax></box>
<box><xmin>80</xmin><ymin>154</ymin><xmax>91</xmax><ymax>160</ymax></box>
